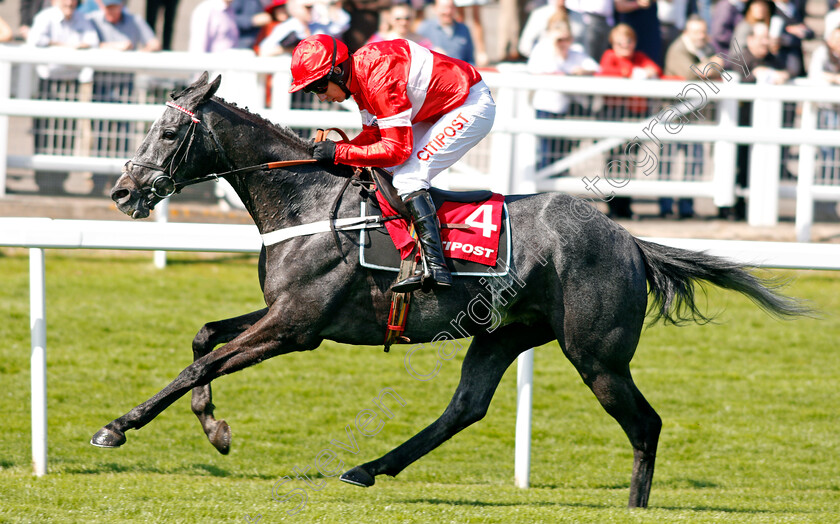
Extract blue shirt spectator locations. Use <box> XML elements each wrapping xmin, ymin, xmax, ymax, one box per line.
<box><xmin>417</xmin><ymin>0</ymin><xmax>475</xmax><ymax>64</ymax></box>
<box><xmin>87</xmin><ymin>0</ymin><xmax>161</xmax><ymax>51</ymax></box>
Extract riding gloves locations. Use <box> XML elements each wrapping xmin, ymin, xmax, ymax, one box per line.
<box><xmin>313</xmin><ymin>140</ymin><xmax>337</xmax><ymax>165</ymax></box>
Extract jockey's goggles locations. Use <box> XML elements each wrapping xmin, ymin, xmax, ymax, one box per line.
<box><xmin>304</xmin><ymin>77</ymin><xmax>330</xmax><ymax>95</ymax></box>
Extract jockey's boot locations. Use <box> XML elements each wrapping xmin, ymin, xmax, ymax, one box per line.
<box><xmin>391</xmin><ymin>190</ymin><xmax>452</xmax><ymax>293</ymax></box>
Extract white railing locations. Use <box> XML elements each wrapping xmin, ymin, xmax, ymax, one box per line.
<box><xmin>2</xmin><ymin>217</ymin><xmax>839</xmax><ymax>481</ymax></box>
<box><xmin>3</xmin><ymin>44</ymin><xmax>840</xmax><ymax>241</ymax></box>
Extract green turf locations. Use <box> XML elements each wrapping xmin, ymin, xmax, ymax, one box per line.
<box><xmin>0</xmin><ymin>250</ymin><xmax>838</xmax><ymax>523</ymax></box>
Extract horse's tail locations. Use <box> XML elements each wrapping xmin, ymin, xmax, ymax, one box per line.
<box><xmin>632</xmin><ymin>238</ymin><xmax>811</xmax><ymax>325</ymax></box>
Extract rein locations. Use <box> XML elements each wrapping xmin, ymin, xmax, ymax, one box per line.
<box><xmin>129</xmin><ymin>102</ymin><xmax>372</xmax><ymax>262</ymax></box>
<box><xmin>125</xmin><ymin>101</ymin><xmax>317</xmax><ymax>206</ymax></box>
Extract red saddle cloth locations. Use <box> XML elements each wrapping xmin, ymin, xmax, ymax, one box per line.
<box><xmin>374</xmin><ymin>191</ymin><xmax>504</xmax><ymax>266</ymax></box>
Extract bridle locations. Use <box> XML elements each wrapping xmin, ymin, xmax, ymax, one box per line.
<box><xmin>124</xmin><ymin>100</ymin><xmax>316</xmax><ymax>208</ymax></box>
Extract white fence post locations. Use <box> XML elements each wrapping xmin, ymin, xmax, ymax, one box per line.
<box><xmin>0</xmin><ymin>59</ymin><xmax>10</xmax><ymax>198</ymax></box>
<box><xmin>796</xmin><ymin>101</ymin><xmax>817</xmax><ymax>242</ymax></box>
<box><xmin>514</xmin><ymin>348</ymin><xmax>534</xmax><ymax>488</ymax></box>
<box><xmin>153</xmin><ymin>199</ymin><xmax>170</xmax><ymax>269</ymax></box>
<box><xmin>747</xmin><ymin>98</ymin><xmax>783</xmax><ymax>226</ymax></box>
<box><xmin>712</xmin><ymin>98</ymin><xmax>737</xmax><ymax>208</ymax></box>
<box><xmin>30</xmin><ymin>248</ymin><xmax>48</xmax><ymax>477</ymax></box>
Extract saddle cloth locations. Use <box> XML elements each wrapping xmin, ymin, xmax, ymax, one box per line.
<box><xmin>359</xmin><ymin>189</ymin><xmax>510</xmax><ymax>276</ymax></box>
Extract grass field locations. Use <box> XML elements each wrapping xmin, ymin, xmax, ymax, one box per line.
<box><xmin>0</xmin><ymin>250</ymin><xmax>838</xmax><ymax>523</ymax></box>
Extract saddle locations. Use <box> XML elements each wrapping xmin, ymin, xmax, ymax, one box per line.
<box><xmin>318</xmin><ymin>129</ymin><xmax>505</xmax><ymax>351</ymax></box>
<box><xmin>369</xmin><ymin>167</ymin><xmax>493</xmax><ymax>220</ymax></box>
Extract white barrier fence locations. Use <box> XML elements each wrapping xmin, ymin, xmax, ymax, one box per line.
<box><xmin>3</xmin><ymin>45</ymin><xmax>840</xmax><ymax>240</ymax></box>
<box><xmin>3</xmin><ymin>217</ymin><xmax>839</xmax><ymax>482</ymax></box>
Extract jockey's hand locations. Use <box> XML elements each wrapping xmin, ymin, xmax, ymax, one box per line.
<box><xmin>313</xmin><ymin>139</ymin><xmax>337</xmax><ymax>165</ymax></box>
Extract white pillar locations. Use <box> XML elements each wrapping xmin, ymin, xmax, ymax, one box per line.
<box><xmin>153</xmin><ymin>199</ymin><xmax>169</xmax><ymax>268</ymax></box>
<box><xmin>30</xmin><ymin>248</ymin><xmax>48</xmax><ymax>476</ymax></box>
<box><xmin>712</xmin><ymin>98</ymin><xmax>737</xmax><ymax>208</ymax></box>
<box><xmin>514</xmin><ymin>348</ymin><xmax>534</xmax><ymax>488</ymax></box>
<box><xmin>0</xmin><ymin>60</ymin><xmax>11</xmax><ymax>198</ymax></box>
<box><xmin>747</xmin><ymin>98</ymin><xmax>782</xmax><ymax>226</ymax></box>
<box><xmin>796</xmin><ymin>101</ymin><xmax>817</xmax><ymax>242</ymax></box>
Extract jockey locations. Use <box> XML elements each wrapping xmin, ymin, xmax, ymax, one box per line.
<box><xmin>288</xmin><ymin>34</ymin><xmax>496</xmax><ymax>293</ymax></box>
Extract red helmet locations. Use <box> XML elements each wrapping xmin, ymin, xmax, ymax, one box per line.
<box><xmin>289</xmin><ymin>35</ymin><xmax>350</xmax><ymax>93</ymax></box>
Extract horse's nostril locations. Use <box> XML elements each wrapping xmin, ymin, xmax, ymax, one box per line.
<box><xmin>111</xmin><ymin>188</ymin><xmax>130</xmax><ymax>203</ymax></box>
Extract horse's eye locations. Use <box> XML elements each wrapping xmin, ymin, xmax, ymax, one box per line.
<box><xmin>162</xmin><ymin>129</ymin><xmax>178</xmax><ymax>140</ymax></box>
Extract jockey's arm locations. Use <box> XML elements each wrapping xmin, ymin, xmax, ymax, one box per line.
<box><xmin>345</xmin><ymin>124</ymin><xmax>381</xmax><ymax>147</ymax></box>
<box><xmin>334</xmin><ymin>125</ymin><xmax>413</xmax><ymax>167</ymax></box>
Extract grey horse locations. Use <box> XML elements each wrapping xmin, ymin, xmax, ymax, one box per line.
<box><xmin>95</xmin><ymin>73</ymin><xmax>805</xmax><ymax>508</ymax></box>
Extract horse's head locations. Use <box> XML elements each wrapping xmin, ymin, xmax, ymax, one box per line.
<box><xmin>111</xmin><ymin>72</ymin><xmax>225</xmax><ymax>219</ymax></box>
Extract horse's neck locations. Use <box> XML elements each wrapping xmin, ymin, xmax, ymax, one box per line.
<box><xmin>206</xmin><ymin>103</ymin><xmax>354</xmax><ymax>234</ymax></box>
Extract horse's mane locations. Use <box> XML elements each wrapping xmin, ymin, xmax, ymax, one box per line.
<box><xmin>209</xmin><ymin>95</ymin><xmax>311</xmax><ymax>151</ymax></box>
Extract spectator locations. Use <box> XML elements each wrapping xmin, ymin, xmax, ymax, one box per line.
<box><xmin>824</xmin><ymin>0</ymin><xmax>840</xmax><ymax>40</ymax></box>
<box><xmin>770</xmin><ymin>0</ymin><xmax>813</xmax><ymax>77</ymax></box>
<box><xmin>454</xmin><ymin>0</ymin><xmax>489</xmax><ymax>66</ymax></box>
<box><xmin>189</xmin><ymin>0</ymin><xmax>239</xmax><ymax>53</ymax></box>
<box><xmin>76</xmin><ymin>0</ymin><xmax>101</xmax><ymax>15</ymax></box>
<box><xmin>86</xmin><ymin>0</ymin><xmax>160</xmax><ymax>194</ymax></box>
<box><xmin>726</xmin><ymin>23</ymin><xmax>788</xmax><ymax>219</ymax></box>
<box><xmin>568</xmin><ymin>0</ymin><xmax>614</xmax><ymax>62</ymax></box>
<box><xmin>599</xmin><ymin>23</ymin><xmax>661</xmax><ymax>81</ymax></box>
<box><xmin>146</xmin><ymin>0</ymin><xmax>180</xmax><ymax>50</ymax></box>
<box><xmin>27</xmin><ymin>0</ymin><xmax>99</xmax><ymax>51</ymax></box>
<box><xmin>731</xmin><ymin>0</ymin><xmax>775</xmax><ymax>53</ymax></box>
<box><xmin>27</xmin><ymin>0</ymin><xmax>100</xmax><ymax>194</ymax></box>
<box><xmin>709</xmin><ymin>0</ymin><xmax>744</xmax><ymax>54</ymax></box>
<box><xmin>341</xmin><ymin>0</ymin><xmax>390</xmax><ymax>53</ymax></box>
<box><xmin>527</xmin><ymin>20</ymin><xmax>599</xmax><ymax>171</ymax></box>
<box><xmin>258</xmin><ymin>0</ymin><xmax>349</xmax><ymax>56</ymax></box>
<box><xmin>88</xmin><ymin>0</ymin><xmax>161</xmax><ymax>51</ymax></box>
<box><xmin>808</xmin><ymin>26</ymin><xmax>840</xmax><ymax>210</ymax></box>
<box><xmin>615</xmin><ymin>0</ymin><xmax>663</xmax><ymax>66</ymax></box>
<box><xmin>417</xmin><ymin>0</ymin><xmax>475</xmax><ymax>64</ymax></box>
<box><xmin>19</xmin><ymin>0</ymin><xmax>49</xmax><ymax>40</ymax></box>
<box><xmin>231</xmin><ymin>0</ymin><xmax>273</xmax><ymax>49</ymax></box>
<box><xmin>598</xmin><ymin>23</ymin><xmax>661</xmax><ymax>219</ymax></box>
<box><xmin>254</xmin><ymin>0</ymin><xmax>290</xmax><ymax>50</ymax></box>
<box><xmin>660</xmin><ymin>14</ymin><xmax>721</xmax><ymax>218</ymax></box>
<box><xmin>658</xmin><ymin>0</ymin><xmax>689</xmax><ymax>55</ymax></box>
<box><xmin>519</xmin><ymin>0</ymin><xmax>579</xmax><ymax>59</ymax></box>
<box><xmin>253</xmin><ymin>0</ymin><xmax>290</xmax><ymax>106</ymax></box>
<box><xmin>367</xmin><ymin>3</ymin><xmax>433</xmax><ymax>48</ymax></box>
<box><xmin>0</xmin><ymin>16</ymin><xmax>12</xmax><ymax>42</ymax></box>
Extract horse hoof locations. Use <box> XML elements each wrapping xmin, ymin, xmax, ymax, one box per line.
<box><xmin>340</xmin><ymin>466</ymin><xmax>375</xmax><ymax>487</ymax></box>
<box><xmin>90</xmin><ymin>426</ymin><xmax>126</xmax><ymax>448</ymax></box>
<box><xmin>209</xmin><ymin>420</ymin><xmax>231</xmax><ymax>455</ymax></box>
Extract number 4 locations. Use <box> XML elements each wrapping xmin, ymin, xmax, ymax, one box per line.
<box><xmin>465</xmin><ymin>204</ymin><xmax>498</xmax><ymax>238</ymax></box>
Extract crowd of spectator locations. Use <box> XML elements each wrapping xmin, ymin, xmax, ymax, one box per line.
<box><xmin>2</xmin><ymin>0</ymin><xmax>838</xmax><ymax>218</ymax></box>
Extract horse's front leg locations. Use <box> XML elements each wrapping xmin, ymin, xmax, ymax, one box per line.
<box><xmin>190</xmin><ymin>308</ymin><xmax>269</xmax><ymax>454</ymax></box>
<box><xmin>342</xmin><ymin>324</ymin><xmax>553</xmax><ymax>487</ymax></box>
<box><xmin>91</xmin><ymin>308</ymin><xmax>321</xmax><ymax>449</ymax></box>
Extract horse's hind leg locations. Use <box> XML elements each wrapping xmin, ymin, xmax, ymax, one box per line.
<box><xmin>190</xmin><ymin>308</ymin><xmax>269</xmax><ymax>454</ymax></box>
<box><xmin>341</xmin><ymin>323</ymin><xmax>554</xmax><ymax>487</ymax></box>
<box><xmin>563</xmin><ymin>345</ymin><xmax>662</xmax><ymax>508</ymax></box>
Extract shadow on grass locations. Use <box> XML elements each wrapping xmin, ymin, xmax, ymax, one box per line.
<box><xmin>404</xmin><ymin>498</ymin><xmax>610</xmax><ymax>510</ymax></box>
<box><xmin>62</xmin><ymin>462</ymin><xmax>275</xmax><ymax>480</ymax></box>
<box><xmin>407</xmin><ymin>497</ymin><xmax>788</xmax><ymax>515</ymax></box>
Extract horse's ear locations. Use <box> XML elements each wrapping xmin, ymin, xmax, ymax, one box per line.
<box><xmin>203</xmin><ymin>75</ymin><xmax>222</xmax><ymax>101</ymax></box>
<box><xmin>170</xmin><ymin>71</ymin><xmax>211</xmax><ymax>101</ymax></box>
